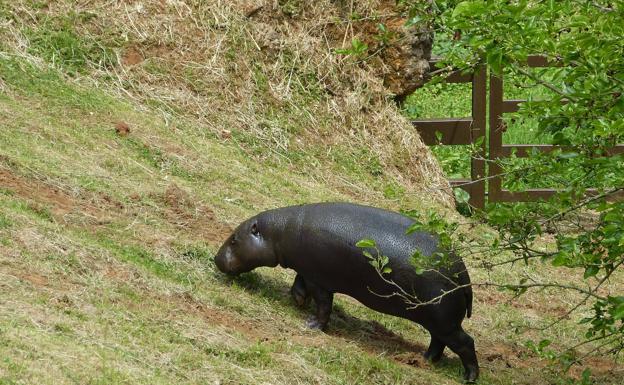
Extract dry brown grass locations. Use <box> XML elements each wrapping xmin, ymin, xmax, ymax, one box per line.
<box><xmin>1</xmin><ymin>0</ymin><xmax>452</xmax><ymax>207</ymax></box>
<box><xmin>2</xmin><ymin>1</ymin><xmax>623</xmax><ymax>384</ymax></box>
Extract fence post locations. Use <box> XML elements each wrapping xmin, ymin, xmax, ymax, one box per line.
<box><xmin>488</xmin><ymin>74</ymin><xmax>504</xmax><ymax>203</ymax></box>
<box><xmin>470</xmin><ymin>65</ymin><xmax>487</xmax><ymax>209</ymax></box>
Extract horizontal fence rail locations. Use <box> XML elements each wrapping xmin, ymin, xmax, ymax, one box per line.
<box><xmin>489</xmin><ymin>55</ymin><xmax>624</xmax><ymax>203</ymax></box>
<box><xmin>412</xmin><ymin>59</ymin><xmax>486</xmax><ymax>209</ymax></box>
<box><xmin>412</xmin><ymin>55</ymin><xmax>622</xmax><ymax>208</ymax></box>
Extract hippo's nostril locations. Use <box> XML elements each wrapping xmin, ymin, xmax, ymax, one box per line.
<box><xmin>215</xmin><ymin>247</ymin><xmax>239</xmax><ymax>274</ymax></box>
<box><xmin>215</xmin><ymin>253</ymin><xmax>229</xmax><ymax>273</ymax></box>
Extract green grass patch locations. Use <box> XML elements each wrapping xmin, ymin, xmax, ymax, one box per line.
<box><xmin>87</xmin><ymin>366</ymin><xmax>132</xmax><ymax>385</ymax></box>
<box><xmin>0</xmin><ymin>213</ymin><xmax>12</xmax><ymax>229</ymax></box>
<box><xmin>96</xmin><ymin>237</ymin><xmax>189</xmax><ymax>284</ymax></box>
<box><xmin>175</xmin><ymin>243</ymin><xmax>215</xmax><ymax>264</ymax></box>
<box><xmin>0</xmin><ymin>55</ymin><xmax>117</xmax><ymax>111</ymax></box>
<box><xmin>124</xmin><ymin>137</ymin><xmax>193</xmax><ymax>179</ymax></box>
<box><xmin>205</xmin><ymin>342</ymin><xmax>275</xmax><ymax>369</ymax></box>
<box><xmin>330</xmin><ymin>145</ymin><xmax>384</xmax><ymax>178</ymax></box>
<box><xmin>2</xmin><ymin>198</ymin><xmax>54</xmax><ymax>223</ymax></box>
<box><xmin>404</xmin><ymin>81</ymin><xmax>473</xmax><ymax>179</ymax></box>
<box><xmin>24</xmin><ymin>11</ymin><xmax>118</xmax><ymax>74</ymax></box>
<box><xmin>299</xmin><ymin>345</ymin><xmax>409</xmax><ymax>385</ymax></box>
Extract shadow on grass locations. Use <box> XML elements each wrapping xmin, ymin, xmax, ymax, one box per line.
<box><xmin>223</xmin><ymin>270</ymin><xmax>464</xmax><ymax>375</ymax></box>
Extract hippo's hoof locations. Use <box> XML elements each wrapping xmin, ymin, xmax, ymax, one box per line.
<box><xmin>423</xmin><ymin>350</ymin><xmax>444</xmax><ymax>363</ymax></box>
<box><xmin>305</xmin><ymin>317</ymin><xmax>325</xmax><ymax>331</ymax></box>
<box><xmin>463</xmin><ymin>366</ymin><xmax>479</xmax><ymax>383</ymax></box>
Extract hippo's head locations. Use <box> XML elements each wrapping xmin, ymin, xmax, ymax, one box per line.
<box><xmin>214</xmin><ymin>216</ymin><xmax>278</xmax><ymax>275</ymax></box>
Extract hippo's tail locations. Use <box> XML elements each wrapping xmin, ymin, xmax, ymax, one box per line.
<box><xmin>464</xmin><ymin>284</ymin><xmax>473</xmax><ymax>318</ymax></box>
<box><xmin>456</xmin><ymin>263</ymin><xmax>473</xmax><ymax>319</ymax></box>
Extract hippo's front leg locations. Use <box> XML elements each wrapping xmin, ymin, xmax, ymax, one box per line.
<box><xmin>290</xmin><ymin>274</ymin><xmax>310</xmax><ymax>307</ymax></box>
<box><xmin>424</xmin><ymin>335</ymin><xmax>446</xmax><ymax>362</ymax></box>
<box><xmin>303</xmin><ymin>279</ymin><xmax>334</xmax><ymax>331</ymax></box>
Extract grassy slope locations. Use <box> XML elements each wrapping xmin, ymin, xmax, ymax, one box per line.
<box><xmin>1</xmin><ymin>6</ymin><xmax>623</xmax><ymax>385</ymax></box>
<box><xmin>1</xmin><ymin>55</ymin><xmax>622</xmax><ymax>385</ymax></box>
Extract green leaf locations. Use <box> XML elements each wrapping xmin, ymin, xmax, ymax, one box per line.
<box><xmin>405</xmin><ymin>16</ymin><xmax>422</xmax><ymax>27</ymax></box>
<box><xmin>583</xmin><ymin>265</ymin><xmax>600</xmax><ymax>279</ymax></box>
<box><xmin>454</xmin><ymin>188</ymin><xmax>470</xmax><ymax>204</ymax></box>
<box><xmin>356</xmin><ymin>239</ymin><xmax>376</xmax><ymax>248</ymax></box>
<box><xmin>487</xmin><ymin>48</ymin><xmax>503</xmax><ymax>74</ymax></box>
<box><xmin>551</xmin><ymin>253</ymin><xmax>568</xmax><ymax>267</ymax></box>
<box><xmin>581</xmin><ymin>369</ymin><xmax>592</xmax><ymax>385</ymax></box>
<box><xmin>538</xmin><ymin>339</ymin><xmax>551</xmax><ymax>349</ymax></box>
<box><xmin>613</xmin><ymin>304</ymin><xmax>624</xmax><ymax>320</ymax></box>
<box><xmin>405</xmin><ymin>222</ymin><xmax>424</xmax><ymax>234</ymax></box>
<box><xmin>380</xmin><ymin>255</ymin><xmax>389</xmax><ymax>267</ymax></box>
<box><xmin>604</xmin><ymin>211</ymin><xmax>620</xmax><ymax>222</ymax></box>
<box><xmin>452</xmin><ymin>1</ymin><xmax>486</xmax><ymax>19</ymax></box>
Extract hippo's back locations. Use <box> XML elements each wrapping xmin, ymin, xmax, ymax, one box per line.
<box><xmin>272</xmin><ymin>204</ymin><xmax>447</xmax><ymax>300</ymax></box>
<box><xmin>297</xmin><ymin>202</ymin><xmax>438</xmax><ymax>260</ymax></box>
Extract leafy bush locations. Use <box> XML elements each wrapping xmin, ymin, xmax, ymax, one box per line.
<box><xmin>402</xmin><ymin>0</ymin><xmax>624</xmax><ymax>378</ymax></box>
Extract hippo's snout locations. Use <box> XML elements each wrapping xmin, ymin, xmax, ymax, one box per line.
<box><xmin>214</xmin><ymin>247</ymin><xmax>232</xmax><ymax>274</ymax></box>
<box><xmin>215</xmin><ymin>246</ymin><xmax>242</xmax><ymax>275</ymax></box>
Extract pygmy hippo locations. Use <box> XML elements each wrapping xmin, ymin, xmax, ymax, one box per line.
<box><xmin>214</xmin><ymin>202</ymin><xmax>478</xmax><ymax>382</ymax></box>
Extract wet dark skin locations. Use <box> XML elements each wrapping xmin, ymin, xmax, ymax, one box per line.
<box><xmin>215</xmin><ymin>203</ymin><xmax>479</xmax><ymax>382</ymax></box>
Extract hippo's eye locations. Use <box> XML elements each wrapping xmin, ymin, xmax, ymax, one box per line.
<box><xmin>251</xmin><ymin>222</ymin><xmax>259</xmax><ymax>236</ymax></box>
<box><xmin>230</xmin><ymin>237</ymin><xmax>236</xmax><ymax>245</ymax></box>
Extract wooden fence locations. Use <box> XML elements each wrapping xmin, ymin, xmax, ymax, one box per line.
<box><xmin>412</xmin><ymin>60</ymin><xmax>487</xmax><ymax>209</ymax></box>
<box><xmin>413</xmin><ymin>56</ymin><xmax>624</xmax><ymax>209</ymax></box>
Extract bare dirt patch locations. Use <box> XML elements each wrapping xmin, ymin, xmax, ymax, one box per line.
<box><xmin>482</xmin><ymin>342</ymin><xmax>532</xmax><ymax>370</ymax></box>
<box><xmin>475</xmin><ymin>287</ymin><xmax>569</xmax><ymax>319</ymax></box>
<box><xmin>114</xmin><ymin>121</ymin><xmax>131</xmax><ymax>136</ymax></box>
<box><xmin>1</xmin><ymin>168</ymin><xmax>79</xmax><ymax>218</ymax></box>
<box><xmin>568</xmin><ymin>356</ymin><xmax>621</xmax><ymax>380</ymax></box>
<box><xmin>17</xmin><ymin>273</ymin><xmax>49</xmax><ymax>288</ymax></box>
<box><xmin>161</xmin><ymin>183</ymin><xmax>232</xmax><ymax>244</ymax></box>
<box><xmin>121</xmin><ymin>46</ymin><xmax>144</xmax><ymax>66</ymax></box>
<box><xmin>0</xmin><ymin>167</ymin><xmax>124</xmax><ymax>225</ymax></box>
<box><xmin>393</xmin><ymin>351</ymin><xmax>427</xmax><ymax>368</ymax></box>
<box><xmin>0</xmin><ymin>168</ymin><xmax>230</xmax><ymax>243</ymax></box>
<box><xmin>176</xmin><ymin>291</ymin><xmax>273</xmax><ymax>340</ymax></box>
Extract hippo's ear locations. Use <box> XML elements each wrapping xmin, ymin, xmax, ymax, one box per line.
<box><xmin>251</xmin><ymin>221</ymin><xmax>259</xmax><ymax>236</ymax></box>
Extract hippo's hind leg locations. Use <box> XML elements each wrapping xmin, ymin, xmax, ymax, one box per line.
<box><xmin>290</xmin><ymin>274</ymin><xmax>310</xmax><ymax>307</ymax></box>
<box><xmin>424</xmin><ymin>335</ymin><xmax>446</xmax><ymax>363</ymax></box>
<box><xmin>438</xmin><ymin>327</ymin><xmax>479</xmax><ymax>383</ymax></box>
<box><xmin>303</xmin><ymin>280</ymin><xmax>334</xmax><ymax>331</ymax></box>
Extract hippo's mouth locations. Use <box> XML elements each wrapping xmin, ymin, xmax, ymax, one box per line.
<box><xmin>214</xmin><ymin>248</ymin><xmax>248</xmax><ymax>275</ymax></box>
<box><xmin>214</xmin><ymin>255</ymin><xmax>236</xmax><ymax>275</ymax></box>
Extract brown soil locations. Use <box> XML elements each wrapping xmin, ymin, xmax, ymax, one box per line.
<box><xmin>115</xmin><ymin>121</ymin><xmax>131</xmax><ymax>136</ymax></box>
<box><xmin>568</xmin><ymin>356</ymin><xmax>620</xmax><ymax>379</ymax></box>
<box><xmin>393</xmin><ymin>351</ymin><xmax>427</xmax><ymax>368</ymax></box>
<box><xmin>0</xmin><ymin>167</ymin><xmax>231</xmax><ymax>245</ymax></box>
<box><xmin>161</xmin><ymin>183</ymin><xmax>232</xmax><ymax>244</ymax></box>
<box><xmin>0</xmin><ymin>168</ymin><xmax>103</xmax><ymax>220</ymax></box>
<box><xmin>121</xmin><ymin>46</ymin><xmax>143</xmax><ymax>66</ymax></box>
<box><xmin>481</xmin><ymin>342</ymin><xmax>533</xmax><ymax>370</ymax></box>
<box><xmin>175</xmin><ymin>291</ymin><xmax>272</xmax><ymax>341</ymax></box>
<box><xmin>475</xmin><ymin>287</ymin><xmax>569</xmax><ymax>319</ymax></box>
<box><xmin>17</xmin><ymin>273</ymin><xmax>49</xmax><ymax>287</ymax></box>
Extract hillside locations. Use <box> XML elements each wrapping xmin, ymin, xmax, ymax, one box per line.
<box><xmin>1</xmin><ymin>1</ymin><xmax>622</xmax><ymax>385</ymax></box>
